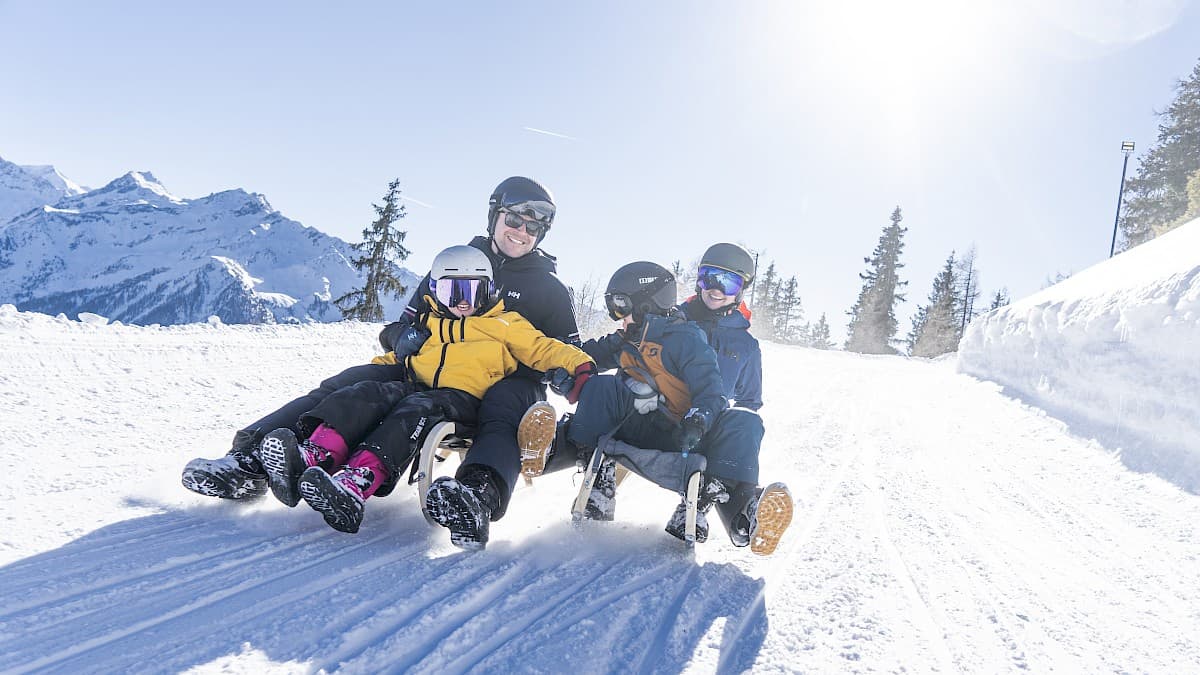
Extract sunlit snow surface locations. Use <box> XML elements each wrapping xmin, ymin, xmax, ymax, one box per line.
<box><xmin>1</xmin><ymin>300</ymin><xmax>1197</xmax><ymax>673</ymax></box>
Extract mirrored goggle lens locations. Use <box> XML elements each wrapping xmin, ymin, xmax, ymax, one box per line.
<box><xmin>696</xmin><ymin>265</ymin><xmax>745</xmax><ymax>296</ymax></box>
<box><xmin>605</xmin><ymin>292</ymin><xmax>633</xmax><ymax>321</ymax></box>
<box><xmin>502</xmin><ymin>210</ymin><xmax>550</xmax><ymax>237</ymax></box>
<box><xmin>503</xmin><ymin>199</ymin><xmax>555</xmax><ymax>224</ymax></box>
<box><xmin>432</xmin><ymin>277</ymin><xmax>486</xmax><ymax>309</ymax></box>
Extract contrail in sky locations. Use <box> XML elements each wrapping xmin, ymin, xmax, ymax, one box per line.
<box><xmin>522</xmin><ymin>126</ymin><xmax>578</xmax><ymax>141</ymax></box>
<box><xmin>400</xmin><ymin>196</ymin><xmax>434</xmax><ymax>208</ymax></box>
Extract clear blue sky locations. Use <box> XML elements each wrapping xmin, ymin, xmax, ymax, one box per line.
<box><xmin>2</xmin><ymin>1</ymin><xmax>1198</xmax><ymax>340</ymax></box>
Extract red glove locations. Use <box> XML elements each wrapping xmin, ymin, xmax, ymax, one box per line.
<box><xmin>565</xmin><ymin>363</ymin><xmax>596</xmax><ymax>404</ymax></box>
<box><xmin>548</xmin><ymin>363</ymin><xmax>597</xmax><ymax>404</ymax></box>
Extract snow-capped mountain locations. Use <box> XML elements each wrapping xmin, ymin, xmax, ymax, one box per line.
<box><xmin>0</xmin><ymin>155</ymin><xmax>88</xmax><ymax>225</ymax></box>
<box><xmin>0</xmin><ymin>162</ymin><xmax>419</xmax><ymax>325</ymax></box>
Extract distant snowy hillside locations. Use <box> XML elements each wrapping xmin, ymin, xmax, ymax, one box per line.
<box><xmin>0</xmin><ymin>156</ymin><xmax>86</xmax><ymax>224</ymax></box>
<box><xmin>0</xmin><ymin>166</ymin><xmax>419</xmax><ymax>325</ymax></box>
<box><xmin>959</xmin><ymin>218</ymin><xmax>1200</xmax><ymax>494</ymax></box>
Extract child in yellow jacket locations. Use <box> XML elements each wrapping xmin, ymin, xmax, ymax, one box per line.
<box><xmin>257</xmin><ymin>245</ymin><xmax>595</xmax><ymax>542</ymax></box>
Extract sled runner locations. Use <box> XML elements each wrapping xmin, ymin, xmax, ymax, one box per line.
<box><xmin>412</xmin><ymin>420</ymin><xmax>475</xmax><ymax>525</ymax></box>
<box><xmin>573</xmin><ymin>435</ymin><xmax>707</xmax><ymax>549</ymax></box>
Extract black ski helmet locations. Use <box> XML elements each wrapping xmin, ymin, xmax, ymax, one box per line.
<box><xmin>487</xmin><ymin>176</ymin><xmax>556</xmax><ymax>243</ymax></box>
<box><xmin>699</xmin><ymin>243</ymin><xmax>755</xmax><ymax>282</ymax></box>
<box><xmin>604</xmin><ymin>261</ymin><xmax>677</xmax><ymax>322</ymax></box>
<box><xmin>697</xmin><ymin>242</ymin><xmax>756</xmax><ymax>303</ymax></box>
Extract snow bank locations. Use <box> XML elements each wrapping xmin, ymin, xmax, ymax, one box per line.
<box><xmin>958</xmin><ymin>219</ymin><xmax>1200</xmax><ymax>493</ymax></box>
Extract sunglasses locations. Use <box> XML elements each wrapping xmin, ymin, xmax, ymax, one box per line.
<box><xmin>696</xmin><ymin>265</ymin><xmax>746</xmax><ymax>296</ymax></box>
<box><xmin>500</xmin><ymin>209</ymin><xmax>551</xmax><ymax>238</ymax></box>
<box><xmin>430</xmin><ymin>277</ymin><xmax>492</xmax><ymax>311</ymax></box>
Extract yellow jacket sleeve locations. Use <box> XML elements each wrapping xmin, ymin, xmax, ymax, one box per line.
<box><xmin>502</xmin><ymin>313</ymin><xmax>594</xmax><ymax>373</ymax></box>
<box><xmin>371</xmin><ymin>352</ymin><xmax>398</xmax><ymax>365</ymax></box>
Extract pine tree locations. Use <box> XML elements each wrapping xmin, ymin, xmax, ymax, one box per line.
<box><xmin>988</xmin><ymin>288</ymin><xmax>1010</xmax><ymax>311</ymax></box>
<box><xmin>909</xmin><ymin>253</ymin><xmax>961</xmax><ymax>357</ymax></box>
<box><xmin>1119</xmin><ymin>59</ymin><xmax>1200</xmax><ymax>250</ymax></box>
<box><xmin>809</xmin><ymin>313</ymin><xmax>834</xmax><ymax>350</ymax></box>
<box><xmin>1154</xmin><ymin>167</ymin><xmax>1200</xmax><ymax>237</ymax></box>
<box><xmin>753</xmin><ymin>261</ymin><xmax>779</xmax><ymax>340</ymax></box>
<box><xmin>845</xmin><ymin>206</ymin><xmax>908</xmax><ymax>354</ymax></box>
<box><xmin>954</xmin><ymin>245</ymin><xmax>981</xmax><ymax>335</ymax></box>
<box><xmin>334</xmin><ymin>178</ymin><xmax>411</xmax><ymax>321</ymax></box>
<box><xmin>773</xmin><ymin>275</ymin><xmax>805</xmax><ymax>343</ymax></box>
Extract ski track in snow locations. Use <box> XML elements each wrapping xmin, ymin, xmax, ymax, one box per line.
<box><xmin>1</xmin><ymin>317</ymin><xmax>1199</xmax><ymax>673</ymax></box>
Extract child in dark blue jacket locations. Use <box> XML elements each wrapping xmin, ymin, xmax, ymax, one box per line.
<box><xmin>675</xmin><ymin>245</ymin><xmax>763</xmax><ymax>412</ymax></box>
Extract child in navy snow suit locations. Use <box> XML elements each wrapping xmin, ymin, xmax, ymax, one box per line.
<box><xmin>676</xmin><ymin>242</ymin><xmax>763</xmax><ymax>412</ymax></box>
<box><xmin>256</xmin><ymin>245</ymin><xmax>595</xmax><ymax>547</ymax></box>
<box><xmin>518</xmin><ymin>260</ymin><xmax>793</xmax><ymax>556</ymax></box>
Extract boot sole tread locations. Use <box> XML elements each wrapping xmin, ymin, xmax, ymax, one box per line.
<box><xmin>517</xmin><ymin>402</ymin><xmax>557</xmax><ymax>479</ymax></box>
<box><xmin>298</xmin><ymin>469</ymin><xmax>362</xmax><ymax>533</ymax></box>
<box><xmin>750</xmin><ymin>484</ymin><xmax>793</xmax><ymax>556</ymax></box>
<box><xmin>259</xmin><ymin>431</ymin><xmax>303</xmax><ymax>507</ymax></box>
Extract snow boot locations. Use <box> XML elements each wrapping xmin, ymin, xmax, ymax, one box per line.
<box><xmin>258</xmin><ymin>428</ymin><xmax>339</xmax><ymax>507</ymax></box>
<box><xmin>665</xmin><ymin>476</ymin><xmax>730</xmax><ymax>543</ymax></box>
<box><xmin>297</xmin><ymin>465</ymin><xmax>375</xmax><ymax>534</ymax></box>
<box><xmin>719</xmin><ymin>482</ymin><xmax>793</xmax><ymax>555</ymax></box>
<box><xmin>425</xmin><ymin>466</ymin><xmax>501</xmax><ymax>550</ymax></box>
<box><xmin>181</xmin><ymin>445</ymin><xmax>268</xmax><ymax>500</ymax></box>
<box><xmin>583</xmin><ymin>456</ymin><xmax>618</xmax><ymax>521</ymax></box>
<box><xmin>517</xmin><ymin>401</ymin><xmax>557</xmax><ymax>480</ymax></box>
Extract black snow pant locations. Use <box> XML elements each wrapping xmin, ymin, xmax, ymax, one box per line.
<box><xmin>298</xmin><ymin>381</ymin><xmax>480</xmax><ymax>498</ymax></box>
<box><xmin>457</xmin><ymin>374</ymin><xmax>546</xmax><ymax>520</ymax></box>
<box><xmin>231</xmin><ymin>362</ymin><xmax>410</xmax><ymax>454</ymax></box>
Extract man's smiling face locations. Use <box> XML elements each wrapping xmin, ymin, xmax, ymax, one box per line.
<box><xmin>491</xmin><ymin>211</ymin><xmax>538</xmax><ymax>258</ymax></box>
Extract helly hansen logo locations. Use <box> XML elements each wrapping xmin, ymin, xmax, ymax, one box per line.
<box><xmin>638</xmin><ymin>277</ymin><xmax>657</xmax><ymax>284</ymax></box>
<box><xmin>507</xmin><ymin>290</ymin><xmax>522</xmax><ymax>299</ymax></box>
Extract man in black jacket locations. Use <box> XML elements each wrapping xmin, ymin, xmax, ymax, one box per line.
<box><xmin>182</xmin><ymin>177</ymin><xmax>579</xmax><ymax>544</ymax></box>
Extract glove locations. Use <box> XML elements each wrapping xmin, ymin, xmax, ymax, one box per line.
<box><xmin>546</xmin><ymin>363</ymin><xmax>597</xmax><ymax>404</ymax></box>
<box><xmin>621</xmin><ymin>374</ymin><xmax>659</xmax><ymax>415</ymax></box>
<box><xmin>678</xmin><ymin>408</ymin><xmax>713</xmax><ymax>455</ymax></box>
<box><xmin>390</xmin><ymin>325</ymin><xmax>431</xmax><ymax>358</ymax></box>
<box><xmin>379</xmin><ymin>320</ymin><xmax>408</xmax><ymax>352</ymax></box>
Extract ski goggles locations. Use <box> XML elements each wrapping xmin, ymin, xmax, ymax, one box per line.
<box><xmin>500</xmin><ymin>209</ymin><xmax>551</xmax><ymax>238</ymax></box>
<box><xmin>501</xmin><ymin>198</ymin><xmax>555</xmax><ymax>224</ymax></box>
<box><xmin>430</xmin><ymin>277</ymin><xmax>491</xmax><ymax>311</ymax></box>
<box><xmin>604</xmin><ymin>292</ymin><xmax>634</xmax><ymax>321</ymax></box>
<box><xmin>696</xmin><ymin>265</ymin><xmax>746</xmax><ymax>296</ymax></box>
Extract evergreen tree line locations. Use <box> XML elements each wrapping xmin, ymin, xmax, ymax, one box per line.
<box><xmin>1118</xmin><ymin>58</ymin><xmax>1200</xmax><ymax>251</ymax></box>
<box><xmin>333</xmin><ymin>181</ymin><xmax>1018</xmax><ymax>362</ymax></box>
<box><xmin>843</xmin><ymin>207</ymin><xmax>1009</xmax><ymax>358</ymax></box>
<box><xmin>670</xmin><ymin>256</ymin><xmax>833</xmax><ymax>349</ymax></box>
<box><xmin>747</xmin><ymin>261</ymin><xmax>834</xmax><ymax>349</ymax></box>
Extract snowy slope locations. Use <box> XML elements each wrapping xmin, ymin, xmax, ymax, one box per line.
<box><xmin>0</xmin><ymin>170</ymin><xmax>420</xmax><ymax>325</ymax></box>
<box><xmin>959</xmin><ymin>218</ymin><xmax>1200</xmax><ymax>494</ymax></box>
<box><xmin>1</xmin><ymin>305</ymin><xmax>1197</xmax><ymax>673</ymax></box>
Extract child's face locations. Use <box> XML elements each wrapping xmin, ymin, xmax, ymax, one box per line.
<box><xmin>449</xmin><ymin>302</ymin><xmax>476</xmax><ymax>318</ymax></box>
<box><xmin>621</xmin><ymin>314</ymin><xmax>635</xmax><ymax>328</ymax></box>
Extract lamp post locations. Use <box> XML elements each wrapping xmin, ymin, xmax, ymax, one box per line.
<box><xmin>1109</xmin><ymin>140</ymin><xmax>1135</xmax><ymax>257</ymax></box>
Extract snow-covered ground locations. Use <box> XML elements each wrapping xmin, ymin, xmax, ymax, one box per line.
<box><xmin>2</xmin><ymin>305</ymin><xmax>1198</xmax><ymax>673</ymax></box>
<box><xmin>959</xmin><ymin>218</ymin><xmax>1200</xmax><ymax>494</ymax></box>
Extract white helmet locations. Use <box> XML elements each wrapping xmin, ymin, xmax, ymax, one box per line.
<box><xmin>427</xmin><ymin>245</ymin><xmax>498</xmax><ymax>314</ymax></box>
